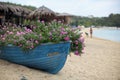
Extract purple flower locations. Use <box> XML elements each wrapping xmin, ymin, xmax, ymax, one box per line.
<box><xmin>79</xmin><ymin>37</ymin><xmax>84</xmax><ymax>43</ymax></box>
<box><xmin>16</xmin><ymin>31</ymin><xmax>20</xmax><ymax>36</ymax></box>
<box><xmin>20</xmin><ymin>32</ymin><xmax>25</xmax><ymax>35</ymax></box>
<box><xmin>14</xmin><ymin>41</ymin><xmax>16</xmax><ymax>44</ymax></box>
<box><xmin>40</xmin><ymin>36</ymin><xmax>42</xmax><ymax>40</ymax></box>
<box><xmin>49</xmin><ymin>36</ymin><xmax>52</xmax><ymax>40</ymax></box>
<box><xmin>58</xmin><ymin>21</ymin><xmax>62</xmax><ymax>23</ymax></box>
<box><xmin>35</xmin><ymin>40</ymin><xmax>39</xmax><ymax>44</ymax></box>
<box><xmin>64</xmin><ymin>36</ymin><xmax>70</xmax><ymax>41</ymax></box>
<box><xmin>74</xmin><ymin>51</ymin><xmax>79</xmax><ymax>55</ymax></box>
<box><xmin>2</xmin><ymin>38</ymin><xmax>5</xmax><ymax>41</ymax></box>
<box><xmin>61</xmin><ymin>27</ymin><xmax>65</xmax><ymax>31</ymax></box>
<box><xmin>60</xmin><ymin>31</ymin><xmax>67</xmax><ymax>35</ymax></box>
<box><xmin>53</xmin><ymin>19</ymin><xmax>57</xmax><ymax>22</ymax></box>
<box><xmin>33</xmin><ymin>26</ymin><xmax>36</xmax><ymax>29</ymax></box>
<box><xmin>78</xmin><ymin>26</ymin><xmax>81</xmax><ymax>30</ymax></box>
<box><xmin>75</xmin><ymin>40</ymin><xmax>79</xmax><ymax>45</ymax></box>
<box><xmin>49</xmin><ymin>32</ymin><xmax>52</xmax><ymax>35</ymax></box>
<box><xmin>41</xmin><ymin>20</ymin><xmax>44</xmax><ymax>23</ymax></box>
<box><xmin>0</xmin><ymin>20</ymin><xmax>85</xmax><ymax>56</ymax></box>
<box><xmin>19</xmin><ymin>44</ymin><xmax>22</xmax><ymax>47</ymax></box>
<box><xmin>9</xmin><ymin>32</ymin><xmax>14</xmax><ymax>34</ymax></box>
<box><xmin>76</xmin><ymin>46</ymin><xmax>78</xmax><ymax>49</ymax></box>
<box><xmin>31</xmin><ymin>45</ymin><xmax>34</xmax><ymax>48</ymax></box>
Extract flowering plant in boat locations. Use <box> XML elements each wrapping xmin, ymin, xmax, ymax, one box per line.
<box><xmin>0</xmin><ymin>20</ymin><xmax>84</xmax><ymax>55</ymax></box>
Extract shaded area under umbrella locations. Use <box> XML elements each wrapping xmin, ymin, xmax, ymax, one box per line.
<box><xmin>55</xmin><ymin>12</ymin><xmax>74</xmax><ymax>24</ymax></box>
<box><xmin>0</xmin><ymin>2</ymin><xmax>32</xmax><ymax>25</ymax></box>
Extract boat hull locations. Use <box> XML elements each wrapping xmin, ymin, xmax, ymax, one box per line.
<box><xmin>0</xmin><ymin>42</ymin><xmax>70</xmax><ymax>74</ymax></box>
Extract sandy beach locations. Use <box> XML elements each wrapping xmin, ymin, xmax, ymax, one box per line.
<box><xmin>0</xmin><ymin>35</ymin><xmax>120</xmax><ymax>80</ymax></box>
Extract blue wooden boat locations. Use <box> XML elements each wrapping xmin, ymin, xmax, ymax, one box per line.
<box><xmin>0</xmin><ymin>41</ymin><xmax>71</xmax><ymax>74</ymax></box>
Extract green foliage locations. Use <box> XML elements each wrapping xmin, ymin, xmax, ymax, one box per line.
<box><xmin>71</xmin><ymin>14</ymin><xmax>120</xmax><ymax>27</ymax></box>
<box><xmin>0</xmin><ymin>21</ymin><xmax>85</xmax><ymax>55</ymax></box>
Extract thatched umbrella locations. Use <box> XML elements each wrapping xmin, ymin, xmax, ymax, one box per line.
<box><xmin>0</xmin><ymin>3</ymin><xmax>19</xmax><ymax>15</ymax></box>
<box><xmin>29</xmin><ymin>5</ymin><xmax>55</xmax><ymax>22</ymax></box>
<box><xmin>7</xmin><ymin>5</ymin><xmax>18</xmax><ymax>14</ymax></box>
<box><xmin>0</xmin><ymin>2</ymin><xmax>8</xmax><ymax>12</ymax></box>
<box><xmin>22</xmin><ymin>8</ymin><xmax>32</xmax><ymax>18</ymax></box>
<box><xmin>12</xmin><ymin>6</ymin><xmax>32</xmax><ymax>18</ymax></box>
<box><xmin>0</xmin><ymin>2</ymin><xmax>32</xmax><ymax>25</ymax></box>
<box><xmin>0</xmin><ymin>2</ymin><xmax>32</xmax><ymax>17</ymax></box>
<box><xmin>0</xmin><ymin>2</ymin><xmax>30</xmax><ymax>11</ymax></box>
<box><xmin>0</xmin><ymin>3</ymin><xmax>5</xmax><ymax>11</ymax></box>
<box><xmin>0</xmin><ymin>2</ymin><xmax>8</xmax><ymax>25</ymax></box>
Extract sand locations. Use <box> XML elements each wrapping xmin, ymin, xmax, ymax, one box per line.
<box><xmin>0</xmin><ymin>32</ymin><xmax>120</xmax><ymax>80</ymax></box>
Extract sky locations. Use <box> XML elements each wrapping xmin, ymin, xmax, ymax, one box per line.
<box><xmin>0</xmin><ymin>0</ymin><xmax>120</xmax><ymax>17</ymax></box>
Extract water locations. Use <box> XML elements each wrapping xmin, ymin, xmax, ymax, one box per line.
<box><xmin>93</xmin><ymin>29</ymin><xmax>120</xmax><ymax>42</ymax></box>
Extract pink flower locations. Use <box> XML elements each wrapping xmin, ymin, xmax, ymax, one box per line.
<box><xmin>78</xmin><ymin>26</ymin><xmax>81</xmax><ymax>30</ymax></box>
<box><xmin>20</xmin><ymin>32</ymin><xmax>25</xmax><ymax>35</ymax></box>
<box><xmin>61</xmin><ymin>27</ymin><xmax>65</xmax><ymax>31</ymax></box>
<box><xmin>19</xmin><ymin>44</ymin><xmax>22</xmax><ymax>47</ymax></box>
<box><xmin>60</xmin><ymin>31</ymin><xmax>67</xmax><ymax>35</ymax></box>
<box><xmin>31</xmin><ymin>45</ymin><xmax>34</xmax><ymax>48</ymax></box>
<box><xmin>64</xmin><ymin>36</ymin><xmax>70</xmax><ymax>41</ymax></box>
<box><xmin>35</xmin><ymin>40</ymin><xmax>39</xmax><ymax>44</ymax></box>
<box><xmin>58</xmin><ymin>21</ymin><xmax>61</xmax><ymax>23</ymax></box>
<box><xmin>30</xmin><ymin>38</ymin><xmax>33</xmax><ymax>41</ymax></box>
<box><xmin>40</xmin><ymin>36</ymin><xmax>42</xmax><ymax>40</ymax></box>
<box><xmin>16</xmin><ymin>31</ymin><xmax>20</xmax><ymax>36</ymax></box>
<box><xmin>14</xmin><ymin>40</ymin><xmax>16</xmax><ymax>43</ymax></box>
<box><xmin>33</xmin><ymin>26</ymin><xmax>36</xmax><ymax>29</ymax></box>
<box><xmin>26</xmin><ymin>29</ymin><xmax>32</xmax><ymax>33</ymax></box>
<box><xmin>2</xmin><ymin>38</ymin><xmax>5</xmax><ymax>41</ymax></box>
<box><xmin>9</xmin><ymin>32</ymin><xmax>14</xmax><ymax>34</ymax></box>
<box><xmin>41</xmin><ymin>20</ymin><xmax>44</xmax><ymax>23</ymax></box>
<box><xmin>49</xmin><ymin>32</ymin><xmax>52</xmax><ymax>35</ymax></box>
<box><xmin>74</xmin><ymin>51</ymin><xmax>79</xmax><ymax>55</ymax></box>
<box><xmin>79</xmin><ymin>37</ymin><xmax>84</xmax><ymax>43</ymax></box>
<box><xmin>76</xmin><ymin>46</ymin><xmax>78</xmax><ymax>49</ymax></box>
<box><xmin>53</xmin><ymin>19</ymin><xmax>57</xmax><ymax>22</ymax></box>
<box><xmin>49</xmin><ymin>36</ymin><xmax>52</xmax><ymax>40</ymax></box>
<box><xmin>75</xmin><ymin>40</ymin><xmax>78</xmax><ymax>45</ymax></box>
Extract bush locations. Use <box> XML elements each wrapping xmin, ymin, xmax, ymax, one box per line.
<box><xmin>0</xmin><ymin>20</ymin><xmax>85</xmax><ymax>55</ymax></box>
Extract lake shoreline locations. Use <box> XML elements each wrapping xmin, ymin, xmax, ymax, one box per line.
<box><xmin>83</xmin><ymin>27</ymin><xmax>120</xmax><ymax>43</ymax></box>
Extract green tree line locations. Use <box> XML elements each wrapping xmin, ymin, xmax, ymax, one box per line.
<box><xmin>71</xmin><ymin>14</ymin><xmax>120</xmax><ymax>28</ymax></box>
